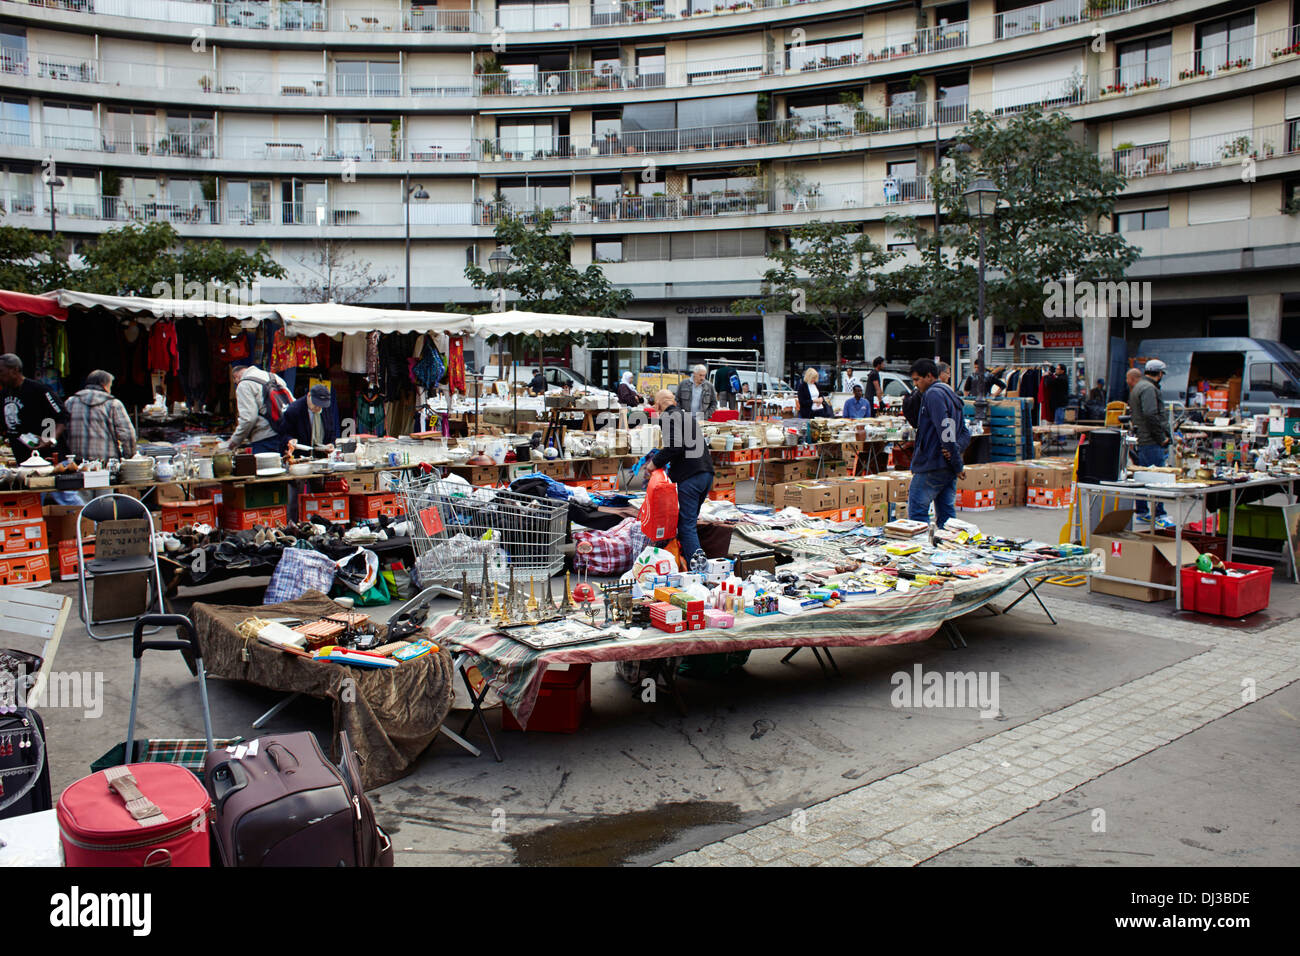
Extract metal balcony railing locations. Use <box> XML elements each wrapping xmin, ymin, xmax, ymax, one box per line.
<box><xmin>1107</xmin><ymin>121</ymin><xmax>1297</xmax><ymax>178</ymax></box>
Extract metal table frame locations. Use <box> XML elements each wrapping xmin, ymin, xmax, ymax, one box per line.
<box><xmin>1076</xmin><ymin>476</ymin><xmax>1298</xmax><ymax>609</ymax></box>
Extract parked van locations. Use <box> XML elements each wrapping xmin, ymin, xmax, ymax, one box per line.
<box><xmin>1134</xmin><ymin>337</ymin><xmax>1300</xmax><ymax>415</ymax></box>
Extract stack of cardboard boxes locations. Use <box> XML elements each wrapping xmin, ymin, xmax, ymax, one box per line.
<box><xmin>772</xmin><ymin>474</ymin><xmax>893</xmax><ymax>523</ymax></box>
<box><xmin>991</xmin><ymin>462</ymin><xmax>1027</xmax><ymax>508</ymax></box>
<box><xmin>754</xmin><ymin>458</ymin><xmax>815</xmax><ymax>506</ymax></box>
<box><xmin>1025</xmin><ymin>459</ymin><xmax>1075</xmax><ymax>508</ymax></box>
<box><xmin>0</xmin><ymin>493</ymin><xmax>51</xmax><ymax>588</ymax></box>
<box><xmin>955</xmin><ymin>464</ymin><xmax>996</xmax><ymax>511</ymax></box>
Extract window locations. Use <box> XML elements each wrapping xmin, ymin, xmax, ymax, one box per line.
<box><xmin>497</xmin><ymin>1</ymin><xmax>569</xmax><ymax>30</ymax></box>
<box><xmin>496</xmin><ymin>176</ymin><xmax>570</xmax><ymax>216</ymax></box>
<box><xmin>1115</xmin><ymin>208</ymin><xmax>1169</xmax><ymax>231</ymax></box>
<box><xmin>496</xmin><ymin>117</ymin><xmax>566</xmax><ymax>158</ymax></box>
<box><xmin>677</xmin><ymin>94</ymin><xmax>758</xmax><ymax>148</ymax></box>
<box><xmin>1249</xmin><ymin>362</ymin><xmax>1300</xmax><ymax>398</ymax></box>
<box><xmin>164</xmin><ymin>112</ymin><xmax>215</xmax><ymax>158</ymax></box>
<box><xmin>0</xmin><ymin>98</ymin><xmax>29</xmax><ymax>146</ymax></box>
<box><xmin>335</xmin><ymin>60</ymin><xmax>401</xmax><ymax>96</ymax></box>
<box><xmin>885</xmin><ymin>160</ymin><xmax>921</xmax><ymax>202</ymax></box>
<box><xmin>277</xmin><ymin>179</ymin><xmax>325</xmax><ymax>224</ymax></box>
<box><xmin>1116</xmin><ymin>34</ymin><xmax>1171</xmax><ymax>88</ymax></box>
<box><xmin>785</xmin><ymin>36</ymin><xmax>862</xmax><ymax>73</ymax></box>
<box><xmin>591</xmin><ymin>48</ymin><xmax>621</xmax><ymax>81</ymax></box>
<box><xmin>42</xmin><ymin>102</ymin><xmax>95</xmax><ymax>150</ymax></box>
<box><xmin>335</xmin><ymin>118</ymin><xmax>399</xmax><ymax>160</ymax></box>
<box><xmin>106</xmin><ymin>109</ymin><xmax>151</xmax><ymax>155</ymax></box>
<box><xmin>689</xmin><ymin>170</ymin><xmax>757</xmax><ymax>195</ymax></box>
<box><xmin>594</xmin><ymin>238</ymin><xmax>623</xmax><ymax>262</ymax></box>
<box><xmin>886</xmin><ymin>81</ymin><xmax>926</xmax><ymax>129</ymax></box>
<box><xmin>0</xmin><ymin>27</ymin><xmax>25</xmax><ymax>75</ymax></box>
<box><xmin>936</xmin><ymin>71</ymin><xmax>969</xmax><ymax>124</ymax></box>
<box><xmin>670</xmin><ymin>229</ymin><xmax>765</xmax><ymax>259</ymax></box>
<box><xmin>52</xmin><ymin>169</ymin><xmax>97</xmax><ymax>219</ymax></box>
<box><xmin>787</xmin><ymin>89</ymin><xmax>858</xmax><ymax>133</ymax></box>
<box><xmin>1196</xmin><ymin>12</ymin><xmax>1255</xmax><ymax>71</ymax></box>
<box><xmin>634</xmin><ymin>48</ymin><xmax>665</xmax><ymax>89</ymax></box>
<box><xmin>0</xmin><ymin>165</ymin><xmax>35</xmax><ymax>215</ymax></box>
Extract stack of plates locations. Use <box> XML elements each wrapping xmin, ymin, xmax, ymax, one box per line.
<box><xmin>119</xmin><ymin>458</ymin><xmax>155</xmax><ymax>483</ymax></box>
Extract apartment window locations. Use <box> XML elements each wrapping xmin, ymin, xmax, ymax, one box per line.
<box><xmin>637</xmin><ymin>166</ymin><xmax>665</xmax><ymax>197</ymax></box>
<box><xmin>1115</xmin><ymin>208</ymin><xmax>1169</xmax><ymax>231</ymax></box>
<box><xmin>166</xmin><ymin>178</ymin><xmax>209</xmax><ymax>221</ymax></box>
<box><xmin>787</xmin><ymin>89</ymin><xmax>857</xmax><ymax>134</ymax></box>
<box><xmin>625</xmin><ymin>234</ymin><xmax>669</xmax><ymax>261</ymax></box>
<box><xmin>496</xmin><ymin>176</ymin><xmax>569</xmax><ymax>215</ymax></box>
<box><xmin>591</xmin><ymin>48</ymin><xmax>621</xmax><ymax>81</ymax></box>
<box><xmin>106</xmin><ymin>109</ymin><xmax>151</xmax><ymax>155</ymax></box>
<box><xmin>634</xmin><ymin>48</ymin><xmax>666</xmax><ymax>89</ymax></box>
<box><xmin>335</xmin><ymin>61</ymin><xmax>401</xmax><ymax>97</ymax></box>
<box><xmin>0</xmin><ymin>164</ymin><xmax>35</xmax><ymax>215</ymax></box>
<box><xmin>0</xmin><ymin>98</ymin><xmax>30</xmax><ymax>146</ymax></box>
<box><xmin>336</xmin><ymin>118</ymin><xmax>400</xmax><ymax>160</ymax></box>
<box><xmin>280</xmin><ymin>179</ymin><xmax>327</xmax><ymax>224</ymax></box>
<box><xmin>42</xmin><ymin>102</ymin><xmax>95</xmax><ymax>150</ymax></box>
<box><xmin>670</xmin><ymin>229</ymin><xmax>765</xmax><ymax>259</ymax></box>
<box><xmin>885</xmin><ymin>160</ymin><xmax>920</xmax><ymax>202</ymax></box>
<box><xmin>0</xmin><ymin>27</ymin><xmax>25</xmax><ymax>75</ymax></box>
<box><xmin>785</xmin><ymin>36</ymin><xmax>862</xmax><ymax>73</ymax></box>
<box><xmin>1117</xmin><ymin>34</ymin><xmax>1172</xmax><ymax>87</ymax></box>
<box><xmin>164</xmin><ymin>112</ymin><xmax>215</xmax><ymax>158</ymax></box>
<box><xmin>498</xmin><ymin>1</ymin><xmax>569</xmax><ymax>30</ymax></box>
<box><xmin>886</xmin><ymin>81</ymin><xmax>927</xmax><ymax>129</ymax></box>
<box><xmin>888</xmin><ymin>241</ymin><xmax>916</xmax><ymax>252</ymax></box>
<box><xmin>936</xmin><ymin>71</ymin><xmax>969</xmax><ymax>124</ymax></box>
<box><xmin>496</xmin><ymin>117</ymin><xmax>566</xmax><ymax>158</ymax></box>
<box><xmin>1196</xmin><ymin>12</ymin><xmax>1255</xmax><ymax>70</ymax></box>
<box><xmin>594</xmin><ymin>238</ymin><xmax>623</xmax><ymax>263</ymax></box>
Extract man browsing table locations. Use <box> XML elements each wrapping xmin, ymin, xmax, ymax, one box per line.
<box><xmin>643</xmin><ymin>389</ymin><xmax>714</xmax><ymax>564</ymax></box>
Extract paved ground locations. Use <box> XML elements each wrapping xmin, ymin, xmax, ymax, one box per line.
<box><xmin>30</xmin><ymin>496</ymin><xmax>1300</xmax><ymax>867</ymax></box>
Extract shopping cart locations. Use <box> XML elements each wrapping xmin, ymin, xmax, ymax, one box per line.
<box><xmin>397</xmin><ymin>473</ymin><xmax>567</xmax><ymax>588</ymax></box>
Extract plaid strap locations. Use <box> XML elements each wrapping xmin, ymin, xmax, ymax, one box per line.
<box><xmin>103</xmin><ymin>766</ymin><xmax>169</xmax><ymax>828</ymax></box>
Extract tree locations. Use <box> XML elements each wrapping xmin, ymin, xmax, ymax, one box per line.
<box><xmin>464</xmin><ymin>210</ymin><xmax>633</xmax><ymax>361</ymax></box>
<box><xmin>290</xmin><ymin>236</ymin><xmax>389</xmax><ymax>304</ymax></box>
<box><xmin>884</xmin><ymin>108</ymin><xmax>1139</xmax><ymax>339</ymax></box>
<box><xmin>0</xmin><ymin>221</ymin><xmax>285</xmax><ymax>295</ymax></box>
<box><xmin>730</xmin><ymin>219</ymin><xmax>899</xmax><ymax>371</ymax></box>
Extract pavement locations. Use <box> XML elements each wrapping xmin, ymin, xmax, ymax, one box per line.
<box><xmin>27</xmin><ymin>492</ymin><xmax>1300</xmax><ymax>867</ymax></box>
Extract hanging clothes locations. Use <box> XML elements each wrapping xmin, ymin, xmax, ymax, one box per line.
<box><xmin>356</xmin><ymin>385</ymin><xmax>386</xmax><ymax>437</ymax></box>
<box><xmin>179</xmin><ymin>318</ymin><xmax>211</xmax><ymax>408</ymax></box>
<box><xmin>148</xmin><ymin>319</ymin><xmax>180</xmax><ymax>375</ymax></box>
<box><xmin>341</xmin><ymin>333</ymin><xmax>368</xmax><ymax>374</ymax></box>
<box><xmin>271</xmin><ymin>328</ymin><xmax>318</xmax><ymax>373</ymax></box>
<box><xmin>447</xmin><ymin>335</ymin><xmax>465</xmax><ymax>393</ymax></box>
<box><xmin>366</xmin><ymin>331</ymin><xmax>380</xmax><ymax>379</ymax></box>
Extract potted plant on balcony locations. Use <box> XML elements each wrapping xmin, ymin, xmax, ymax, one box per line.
<box><xmin>1272</xmin><ymin>41</ymin><xmax>1300</xmax><ymax>62</ymax></box>
<box><xmin>390</xmin><ymin>119</ymin><xmax>401</xmax><ymax>160</ymax></box>
<box><xmin>1220</xmin><ymin>135</ymin><xmax>1252</xmax><ymax>164</ymax></box>
<box><xmin>476</xmin><ymin>54</ymin><xmax>504</xmax><ymax>94</ymax></box>
<box><xmin>198</xmin><ymin>74</ymin><xmax>213</xmax><ymax>93</ymax></box>
<box><xmin>200</xmin><ymin>175</ymin><xmax>217</xmax><ymax>221</ymax></box>
<box><xmin>100</xmin><ymin>169</ymin><xmax>121</xmax><ymax>220</ymax></box>
<box><xmin>1178</xmin><ymin>65</ymin><xmax>1209</xmax><ymax>82</ymax></box>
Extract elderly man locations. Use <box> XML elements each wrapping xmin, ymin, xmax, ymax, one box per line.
<box><xmin>281</xmin><ymin>384</ymin><xmax>339</xmax><ymax>457</ymax></box>
<box><xmin>64</xmin><ymin>370</ymin><xmax>137</xmax><ymax>461</ymax></box>
<box><xmin>0</xmin><ymin>353</ymin><xmax>66</xmax><ymax>460</ymax></box>
<box><xmin>645</xmin><ymin>388</ymin><xmax>714</xmax><ymax>563</ymax></box>
<box><xmin>224</xmin><ymin>363</ymin><xmax>290</xmax><ymax>454</ymax></box>
<box><xmin>1126</xmin><ymin>367</ymin><xmax>1142</xmax><ymax>393</ymax></box>
<box><xmin>674</xmin><ymin>365</ymin><xmax>717</xmax><ymax>420</ymax></box>
<box><xmin>1130</xmin><ymin>359</ymin><xmax>1172</xmax><ymax>528</ymax></box>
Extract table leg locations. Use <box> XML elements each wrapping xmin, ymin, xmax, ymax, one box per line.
<box><xmin>457</xmin><ymin>661</ymin><xmax>502</xmax><ymax>762</ymax></box>
<box><xmin>1226</xmin><ymin>486</ymin><xmax>1236</xmax><ymax>563</ymax></box>
<box><xmin>252</xmin><ymin>692</ymin><xmax>300</xmax><ymax>729</ymax></box>
<box><xmin>1175</xmin><ymin>516</ymin><xmax>1183</xmax><ymax>611</ymax></box>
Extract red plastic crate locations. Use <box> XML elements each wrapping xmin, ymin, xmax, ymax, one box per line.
<box><xmin>299</xmin><ymin>494</ymin><xmax>349</xmax><ymax>524</ymax></box>
<box><xmin>1180</xmin><ymin>562</ymin><xmax>1273</xmax><ymax>618</ymax></box>
<box><xmin>220</xmin><ymin>505</ymin><xmax>289</xmax><ymax>531</ymax></box>
<box><xmin>501</xmin><ymin>663</ymin><xmax>591</xmax><ymax>733</ymax></box>
<box><xmin>0</xmin><ymin>493</ymin><xmax>42</xmax><ymax>522</ymax></box>
<box><xmin>349</xmin><ymin>493</ymin><xmax>403</xmax><ymax>519</ymax></box>
<box><xmin>1</xmin><ymin>519</ymin><xmax>47</xmax><ymax>555</ymax></box>
<box><xmin>160</xmin><ymin>500</ymin><xmax>218</xmax><ymax>532</ymax></box>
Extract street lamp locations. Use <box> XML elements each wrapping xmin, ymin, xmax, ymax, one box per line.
<box><xmin>403</xmin><ymin>173</ymin><xmax>429</xmax><ymax>310</ymax></box>
<box><xmin>46</xmin><ymin>175</ymin><xmax>64</xmax><ymax>239</ymax></box>
<box><xmin>962</xmin><ymin>177</ymin><xmax>1000</xmax><ymax>401</ymax></box>
<box><xmin>488</xmin><ymin>247</ymin><xmax>516</xmax><ymax>415</ymax></box>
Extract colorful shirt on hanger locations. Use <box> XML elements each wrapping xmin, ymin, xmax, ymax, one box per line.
<box><xmin>271</xmin><ymin>328</ymin><xmax>319</xmax><ymax>372</ymax></box>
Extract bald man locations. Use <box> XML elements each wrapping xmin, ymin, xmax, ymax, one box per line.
<box><xmin>644</xmin><ymin>388</ymin><xmax>714</xmax><ymax>562</ymax></box>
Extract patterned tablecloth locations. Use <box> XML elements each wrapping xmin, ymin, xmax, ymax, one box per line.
<box><xmin>434</xmin><ymin>553</ymin><xmax>1098</xmax><ymax>727</ymax></box>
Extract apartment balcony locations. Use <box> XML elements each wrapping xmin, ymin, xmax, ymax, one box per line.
<box><xmin>1104</xmin><ymin>121</ymin><xmax>1300</xmax><ymax>184</ymax></box>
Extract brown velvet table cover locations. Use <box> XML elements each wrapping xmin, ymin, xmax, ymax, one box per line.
<box><xmin>191</xmin><ymin>590</ymin><xmax>454</xmax><ymax>789</ymax></box>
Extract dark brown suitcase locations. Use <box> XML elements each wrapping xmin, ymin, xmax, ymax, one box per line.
<box><xmin>203</xmin><ymin>731</ymin><xmax>392</xmax><ymax>867</ymax></box>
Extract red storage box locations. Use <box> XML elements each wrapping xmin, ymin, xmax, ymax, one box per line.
<box><xmin>502</xmin><ymin>664</ymin><xmax>591</xmax><ymax>733</ymax></box>
<box><xmin>349</xmin><ymin>493</ymin><xmax>403</xmax><ymax>520</ymax></box>
<box><xmin>1</xmin><ymin>519</ymin><xmax>47</xmax><ymax>554</ymax></box>
<box><xmin>0</xmin><ymin>551</ymin><xmax>51</xmax><ymax>588</ymax></box>
<box><xmin>1180</xmin><ymin>562</ymin><xmax>1273</xmax><ymax>618</ymax></box>
<box><xmin>0</xmin><ymin>493</ymin><xmax>42</xmax><ymax>522</ymax></box>
<box><xmin>220</xmin><ymin>505</ymin><xmax>289</xmax><ymax>531</ymax></box>
<box><xmin>58</xmin><ymin>538</ymin><xmax>94</xmax><ymax>580</ymax></box>
<box><xmin>160</xmin><ymin>500</ymin><xmax>218</xmax><ymax>532</ymax></box>
<box><xmin>300</xmin><ymin>494</ymin><xmax>349</xmax><ymax>524</ymax></box>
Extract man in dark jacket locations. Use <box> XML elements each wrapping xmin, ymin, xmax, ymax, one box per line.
<box><xmin>1129</xmin><ymin>359</ymin><xmax>1171</xmax><ymax>526</ymax></box>
<box><xmin>644</xmin><ymin>388</ymin><xmax>714</xmax><ymax>561</ymax></box>
<box><xmin>908</xmin><ymin>358</ymin><xmax>969</xmax><ymax>529</ymax></box>
<box><xmin>281</xmin><ymin>384</ymin><xmax>339</xmax><ymax>456</ymax></box>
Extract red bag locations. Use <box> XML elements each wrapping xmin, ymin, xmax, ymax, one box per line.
<box><xmin>639</xmin><ymin>468</ymin><xmax>678</xmax><ymax>542</ymax></box>
<box><xmin>58</xmin><ymin>764</ymin><xmax>212</xmax><ymax>867</ymax></box>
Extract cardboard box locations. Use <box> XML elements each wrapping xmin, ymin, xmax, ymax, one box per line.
<box><xmin>589</xmin><ymin>458</ymin><xmax>618</xmax><ymax>476</ymax></box>
<box><xmin>0</xmin><ymin>493</ymin><xmax>42</xmax><ymax>522</ymax></box>
<box><xmin>865</xmin><ymin>502</ymin><xmax>888</xmax><ymax>526</ymax></box>
<box><xmin>0</xmin><ymin>519</ymin><xmax>47</xmax><ymax>555</ymax></box>
<box><xmin>220</xmin><ymin>505</ymin><xmax>290</xmax><ymax>530</ymax></box>
<box><xmin>349</xmin><ymin>493</ymin><xmax>403</xmax><ymax>520</ymax></box>
<box><xmin>784</xmin><ymin>482</ymin><xmax>840</xmax><ymax>513</ymax></box>
<box><xmin>1026</xmin><ymin>462</ymin><xmax>1072</xmax><ymax>489</ymax></box>
<box><xmin>300</xmin><ymin>494</ymin><xmax>349</xmax><ymax>524</ymax></box>
<box><xmin>159</xmin><ymin>500</ymin><xmax>218</xmax><ymax>532</ymax></box>
<box><xmin>880</xmin><ymin>472</ymin><xmax>912</xmax><ymax>503</ymax></box>
<box><xmin>344</xmin><ymin>474</ymin><xmax>378</xmax><ymax>494</ymax></box>
<box><xmin>1027</xmin><ymin>486</ymin><xmax>1074</xmax><ymax>509</ymax></box>
<box><xmin>57</xmin><ymin>538</ymin><xmax>94</xmax><ymax>580</ymax></box>
<box><xmin>858</xmin><ymin>477</ymin><xmax>888</xmax><ymax>506</ymax></box>
<box><xmin>1089</xmin><ymin>509</ymin><xmax>1200</xmax><ymax>602</ymax></box>
<box><xmin>155</xmin><ymin>483</ymin><xmax>188</xmax><ymax>504</ymax></box>
<box><xmin>0</xmin><ymin>551</ymin><xmax>51</xmax><ymax>588</ymax></box>
<box><xmin>957</xmin><ymin>488</ymin><xmax>996</xmax><ymax>511</ymax></box>
<box><xmin>956</xmin><ymin>464</ymin><xmax>994</xmax><ymax>491</ymax></box>
<box><xmin>835</xmin><ymin>480</ymin><xmax>863</xmax><ymax>509</ymax></box>
<box><xmin>225</xmin><ymin>482</ymin><xmax>289</xmax><ymax>510</ymax></box>
<box><xmin>995</xmin><ymin>487</ymin><xmax>1015</xmax><ymax>508</ymax></box>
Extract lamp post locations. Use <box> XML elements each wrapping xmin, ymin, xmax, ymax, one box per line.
<box><xmin>488</xmin><ymin>248</ymin><xmax>516</xmax><ymax>416</ymax></box>
<box><xmin>46</xmin><ymin>174</ymin><xmax>65</xmax><ymax>239</ymax></box>
<box><xmin>962</xmin><ymin>177</ymin><xmax>1000</xmax><ymax>401</ymax></box>
<box><xmin>403</xmin><ymin>173</ymin><xmax>429</xmax><ymax>310</ymax></box>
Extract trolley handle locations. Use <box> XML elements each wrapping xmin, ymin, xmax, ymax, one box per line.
<box><xmin>132</xmin><ymin>614</ymin><xmax>201</xmax><ymax>660</ymax></box>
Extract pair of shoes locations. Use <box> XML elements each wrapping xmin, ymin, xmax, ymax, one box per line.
<box><xmin>1133</xmin><ymin>514</ymin><xmax>1153</xmax><ymax>527</ymax></box>
<box><xmin>1154</xmin><ymin>516</ymin><xmax>1176</xmax><ymax>531</ymax></box>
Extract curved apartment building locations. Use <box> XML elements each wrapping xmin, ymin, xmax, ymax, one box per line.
<box><xmin>2</xmin><ymin>0</ymin><xmax>1299</xmax><ymax>381</ymax></box>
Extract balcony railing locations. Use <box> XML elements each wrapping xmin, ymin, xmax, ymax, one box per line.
<box><xmin>1107</xmin><ymin>121</ymin><xmax>1296</xmax><ymax>178</ymax></box>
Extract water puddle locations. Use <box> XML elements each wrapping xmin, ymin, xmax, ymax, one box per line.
<box><xmin>505</xmin><ymin>800</ymin><xmax>742</xmax><ymax>866</ymax></box>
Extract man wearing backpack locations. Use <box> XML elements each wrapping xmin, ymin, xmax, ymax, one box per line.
<box><xmin>223</xmin><ymin>363</ymin><xmax>291</xmax><ymax>454</ymax></box>
<box><xmin>907</xmin><ymin>358</ymin><xmax>970</xmax><ymax>530</ymax></box>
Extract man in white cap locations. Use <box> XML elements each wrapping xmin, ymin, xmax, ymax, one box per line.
<box><xmin>1129</xmin><ymin>358</ymin><xmax>1172</xmax><ymax>528</ymax></box>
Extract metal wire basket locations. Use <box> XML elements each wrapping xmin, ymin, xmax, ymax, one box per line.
<box><xmin>398</xmin><ymin>473</ymin><xmax>567</xmax><ymax>586</ymax></box>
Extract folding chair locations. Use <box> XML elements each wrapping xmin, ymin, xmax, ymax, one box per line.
<box><xmin>76</xmin><ymin>493</ymin><xmax>166</xmax><ymax>641</ymax></box>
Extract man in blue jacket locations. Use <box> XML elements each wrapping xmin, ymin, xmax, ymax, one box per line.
<box><xmin>281</xmin><ymin>384</ymin><xmax>339</xmax><ymax>456</ymax></box>
<box><xmin>907</xmin><ymin>358</ymin><xmax>969</xmax><ymax>529</ymax></box>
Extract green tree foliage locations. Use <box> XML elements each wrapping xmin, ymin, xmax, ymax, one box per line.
<box><xmin>885</xmin><ymin>108</ymin><xmax>1139</xmax><ymax>334</ymax></box>
<box><xmin>730</xmin><ymin>219</ymin><xmax>898</xmax><ymax>370</ymax></box>
<box><xmin>0</xmin><ymin>221</ymin><xmax>284</xmax><ymax>295</ymax></box>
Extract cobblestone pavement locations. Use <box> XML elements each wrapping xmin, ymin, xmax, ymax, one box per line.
<box><xmin>662</xmin><ymin>594</ymin><xmax>1300</xmax><ymax>867</ymax></box>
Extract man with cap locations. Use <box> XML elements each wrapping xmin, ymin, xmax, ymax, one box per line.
<box><xmin>281</xmin><ymin>384</ymin><xmax>339</xmax><ymax>457</ymax></box>
<box><xmin>1129</xmin><ymin>359</ymin><xmax>1172</xmax><ymax>528</ymax></box>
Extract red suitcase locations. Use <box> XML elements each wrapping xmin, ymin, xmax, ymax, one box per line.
<box><xmin>57</xmin><ymin>763</ymin><xmax>212</xmax><ymax>867</ymax></box>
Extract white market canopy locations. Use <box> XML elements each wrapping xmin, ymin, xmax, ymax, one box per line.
<box><xmin>470</xmin><ymin>310</ymin><xmax>652</xmax><ymax>338</ymax></box>
<box><xmin>276</xmin><ymin>303</ymin><xmax>473</xmax><ymax>338</ymax></box>
<box><xmin>54</xmin><ymin>289</ymin><xmax>281</xmax><ymax>325</ymax></box>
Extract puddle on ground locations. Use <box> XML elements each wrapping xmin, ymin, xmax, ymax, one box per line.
<box><xmin>505</xmin><ymin>801</ymin><xmax>742</xmax><ymax>866</ymax></box>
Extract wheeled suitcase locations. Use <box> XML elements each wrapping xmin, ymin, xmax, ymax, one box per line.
<box><xmin>0</xmin><ymin>708</ymin><xmax>52</xmax><ymax>820</ymax></box>
<box><xmin>203</xmin><ymin>730</ymin><xmax>393</xmax><ymax>867</ymax></box>
<box><xmin>57</xmin><ymin>762</ymin><xmax>212</xmax><ymax>866</ymax></box>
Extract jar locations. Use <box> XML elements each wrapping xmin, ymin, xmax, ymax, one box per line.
<box><xmin>154</xmin><ymin>456</ymin><xmax>174</xmax><ymax>481</ymax></box>
<box><xmin>213</xmin><ymin>450</ymin><xmax>234</xmax><ymax>478</ymax></box>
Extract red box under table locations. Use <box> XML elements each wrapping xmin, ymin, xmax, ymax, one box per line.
<box><xmin>501</xmin><ymin>663</ymin><xmax>591</xmax><ymax>734</ymax></box>
<box><xmin>1180</xmin><ymin>562</ymin><xmax>1273</xmax><ymax>618</ymax></box>
<box><xmin>348</xmin><ymin>493</ymin><xmax>403</xmax><ymax>520</ymax></box>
